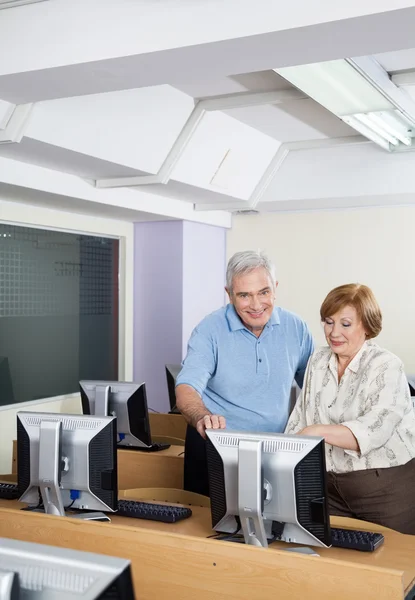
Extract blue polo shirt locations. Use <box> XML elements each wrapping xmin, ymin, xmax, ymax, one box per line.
<box><xmin>176</xmin><ymin>304</ymin><xmax>314</xmax><ymax>432</ymax></box>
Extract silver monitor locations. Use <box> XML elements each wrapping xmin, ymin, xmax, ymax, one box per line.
<box><xmin>0</xmin><ymin>569</ymin><xmax>19</xmax><ymax>600</ymax></box>
<box><xmin>79</xmin><ymin>380</ymin><xmax>164</xmax><ymax>450</ymax></box>
<box><xmin>17</xmin><ymin>412</ymin><xmax>118</xmax><ymax>518</ymax></box>
<box><xmin>0</xmin><ymin>537</ymin><xmax>135</xmax><ymax>599</ymax></box>
<box><xmin>206</xmin><ymin>429</ymin><xmax>331</xmax><ymax>549</ymax></box>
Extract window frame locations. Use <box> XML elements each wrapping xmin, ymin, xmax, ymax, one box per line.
<box><xmin>0</xmin><ymin>201</ymin><xmax>134</xmax><ymax>390</ymax></box>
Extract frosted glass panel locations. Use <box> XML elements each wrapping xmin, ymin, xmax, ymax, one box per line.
<box><xmin>0</xmin><ymin>224</ymin><xmax>119</xmax><ymax>405</ymax></box>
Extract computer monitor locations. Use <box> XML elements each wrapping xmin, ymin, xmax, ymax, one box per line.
<box><xmin>165</xmin><ymin>364</ymin><xmax>181</xmax><ymax>413</ymax></box>
<box><xmin>0</xmin><ymin>537</ymin><xmax>135</xmax><ymax>599</ymax></box>
<box><xmin>206</xmin><ymin>429</ymin><xmax>331</xmax><ymax>549</ymax></box>
<box><xmin>79</xmin><ymin>380</ymin><xmax>168</xmax><ymax>451</ymax></box>
<box><xmin>17</xmin><ymin>411</ymin><xmax>118</xmax><ymax>518</ymax></box>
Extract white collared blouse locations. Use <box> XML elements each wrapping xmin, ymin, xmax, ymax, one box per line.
<box><xmin>285</xmin><ymin>341</ymin><xmax>415</xmax><ymax>473</ymax></box>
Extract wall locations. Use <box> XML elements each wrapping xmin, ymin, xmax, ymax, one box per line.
<box><xmin>227</xmin><ymin>206</ymin><xmax>415</xmax><ymax>372</ymax></box>
<box><xmin>182</xmin><ymin>221</ymin><xmax>226</xmax><ymax>357</ymax></box>
<box><xmin>134</xmin><ymin>221</ymin><xmax>184</xmax><ymax>412</ymax></box>
<box><xmin>134</xmin><ymin>220</ymin><xmax>227</xmax><ymax>412</ymax></box>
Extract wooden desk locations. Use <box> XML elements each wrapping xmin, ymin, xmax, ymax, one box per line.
<box><xmin>149</xmin><ymin>413</ymin><xmax>186</xmax><ymax>442</ymax></box>
<box><xmin>117</xmin><ymin>445</ymin><xmax>184</xmax><ymax>490</ymax></box>
<box><xmin>2</xmin><ymin>446</ymin><xmax>185</xmax><ymax>491</ymax></box>
<box><xmin>0</xmin><ymin>498</ymin><xmax>414</xmax><ymax>600</ymax></box>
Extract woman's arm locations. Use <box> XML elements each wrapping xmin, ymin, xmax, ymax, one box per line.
<box><xmin>299</xmin><ymin>424</ymin><xmax>359</xmax><ymax>451</ymax></box>
<box><xmin>340</xmin><ymin>357</ymin><xmax>410</xmax><ymax>456</ymax></box>
<box><xmin>299</xmin><ymin>356</ymin><xmax>411</xmax><ymax>456</ymax></box>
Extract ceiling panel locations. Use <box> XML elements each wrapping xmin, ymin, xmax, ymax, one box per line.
<box><xmin>0</xmin><ymin>137</ymin><xmax>146</xmax><ymax>179</ymax></box>
<box><xmin>374</xmin><ymin>48</ymin><xmax>415</xmax><ymax>72</ymax></box>
<box><xmin>173</xmin><ymin>70</ymin><xmax>292</xmax><ymax>98</ymax></box>
<box><xmin>225</xmin><ymin>100</ymin><xmax>355</xmax><ymax>142</ymax></box>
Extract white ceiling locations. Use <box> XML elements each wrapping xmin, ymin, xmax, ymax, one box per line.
<box><xmin>374</xmin><ymin>48</ymin><xmax>415</xmax><ymax>72</ymax></box>
<box><xmin>1</xmin><ymin>0</ymin><xmax>415</xmax><ymax>225</ymax></box>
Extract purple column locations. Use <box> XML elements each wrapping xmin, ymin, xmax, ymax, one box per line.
<box><xmin>182</xmin><ymin>221</ymin><xmax>226</xmax><ymax>357</ymax></box>
<box><xmin>134</xmin><ymin>220</ymin><xmax>226</xmax><ymax>412</ymax></box>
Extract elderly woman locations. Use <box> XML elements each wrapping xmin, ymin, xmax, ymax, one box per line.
<box><xmin>285</xmin><ymin>283</ymin><xmax>415</xmax><ymax>534</ymax></box>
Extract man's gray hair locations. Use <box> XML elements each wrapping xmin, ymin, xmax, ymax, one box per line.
<box><xmin>226</xmin><ymin>250</ymin><xmax>276</xmax><ymax>294</ymax></box>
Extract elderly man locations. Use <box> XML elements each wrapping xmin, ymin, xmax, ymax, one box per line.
<box><xmin>176</xmin><ymin>250</ymin><xmax>314</xmax><ymax>496</ymax></box>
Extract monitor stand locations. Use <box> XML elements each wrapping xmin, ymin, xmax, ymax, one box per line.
<box><xmin>236</xmin><ymin>439</ymin><xmax>321</xmax><ymax>555</ymax></box>
<box><xmin>0</xmin><ymin>571</ymin><xmax>19</xmax><ymax>600</ymax></box>
<box><xmin>238</xmin><ymin>439</ymin><xmax>269</xmax><ymax>548</ymax></box>
<box><xmin>35</xmin><ymin>420</ymin><xmax>108</xmax><ymax>522</ymax></box>
<box><xmin>94</xmin><ymin>384</ymin><xmax>110</xmax><ymax>416</ymax></box>
<box><xmin>38</xmin><ymin>420</ymin><xmax>65</xmax><ymax>517</ymax></box>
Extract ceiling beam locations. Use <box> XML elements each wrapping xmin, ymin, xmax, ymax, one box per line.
<box><xmin>3</xmin><ymin>4</ymin><xmax>415</xmax><ymax>103</ymax></box>
<box><xmin>0</xmin><ymin>103</ymin><xmax>32</xmax><ymax>144</ymax></box>
<box><xmin>391</xmin><ymin>71</ymin><xmax>415</xmax><ymax>87</ymax></box>
<box><xmin>95</xmin><ymin>90</ymin><xmax>300</xmax><ymax>190</ymax></box>
<box><xmin>200</xmin><ymin>89</ymin><xmax>307</xmax><ymax>111</ymax></box>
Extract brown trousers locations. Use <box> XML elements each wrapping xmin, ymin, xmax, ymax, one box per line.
<box><xmin>328</xmin><ymin>458</ymin><xmax>415</xmax><ymax>535</ymax></box>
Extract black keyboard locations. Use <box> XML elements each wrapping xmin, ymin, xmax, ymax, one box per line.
<box><xmin>116</xmin><ymin>499</ymin><xmax>192</xmax><ymax>523</ymax></box>
<box><xmin>331</xmin><ymin>527</ymin><xmax>385</xmax><ymax>552</ymax></box>
<box><xmin>0</xmin><ymin>482</ymin><xmax>20</xmax><ymax>500</ymax></box>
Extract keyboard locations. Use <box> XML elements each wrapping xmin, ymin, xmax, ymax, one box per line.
<box><xmin>331</xmin><ymin>527</ymin><xmax>385</xmax><ymax>552</ymax></box>
<box><xmin>0</xmin><ymin>482</ymin><xmax>20</xmax><ymax>500</ymax></box>
<box><xmin>116</xmin><ymin>499</ymin><xmax>192</xmax><ymax>523</ymax></box>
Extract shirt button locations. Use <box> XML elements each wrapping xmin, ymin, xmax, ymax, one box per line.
<box><xmin>259</xmin><ymin>359</ymin><xmax>262</xmax><ymax>362</ymax></box>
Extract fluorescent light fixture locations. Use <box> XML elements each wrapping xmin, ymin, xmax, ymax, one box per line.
<box><xmin>275</xmin><ymin>58</ymin><xmax>415</xmax><ymax>151</ymax></box>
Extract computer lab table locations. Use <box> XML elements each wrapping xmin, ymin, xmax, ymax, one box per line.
<box><xmin>3</xmin><ymin>441</ymin><xmax>185</xmax><ymax>491</ymax></box>
<box><xmin>0</xmin><ymin>498</ymin><xmax>414</xmax><ymax>600</ymax></box>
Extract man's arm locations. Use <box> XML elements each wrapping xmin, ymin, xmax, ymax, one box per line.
<box><xmin>175</xmin><ymin>322</ymin><xmax>226</xmax><ymax>438</ymax></box>
<box><xmin>176</xmin><ymin>384</ymin><xmax>225</xmax><ymax>438</ymax></box>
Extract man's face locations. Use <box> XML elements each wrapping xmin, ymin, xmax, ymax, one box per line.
<box><xmin>227</xmin><ymin>267</ymin><xmax>277</xmax><ymax>334</ymax></box>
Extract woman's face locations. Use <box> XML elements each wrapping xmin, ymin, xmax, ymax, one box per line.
<box><xmin>323</xmin><ymin>305</ymin><xmax>367</xmax><ymax>359</ymax></box>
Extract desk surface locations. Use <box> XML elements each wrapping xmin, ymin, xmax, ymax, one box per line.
<box><xmin>1</xmin><ymin>498</ymin><xmax>414</xmax><ymax>600</ymax></box>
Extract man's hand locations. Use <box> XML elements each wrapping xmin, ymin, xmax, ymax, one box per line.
<box><xmin>196</xmin><ymin>414</ymin><xmax>226</xmax><ymax>439</ymax></box>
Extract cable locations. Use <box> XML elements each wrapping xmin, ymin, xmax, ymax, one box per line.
<box><xmin>148</xmin><ymin>407</ymin><xmax>161</xmax><ymax>414</ymax></box>
<box><xmin>207</xmin><ymin>517</ymin><xmax>242</xmax><ymax>540</ymax></box>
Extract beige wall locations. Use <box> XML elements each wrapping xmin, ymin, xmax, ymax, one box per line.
<box><xmin>0</xmin><ymin>394</ymin><xmax>82</xmax><ymax>474</ymax></box>
<box><xmin>227</xmin><ymin>206</ymin><xmax>415</xmax><ymax>373</ymax></box>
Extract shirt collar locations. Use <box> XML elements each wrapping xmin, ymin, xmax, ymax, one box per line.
<box><xmin>347</xmin><ymin>340</ymin><xmax>370</xmax><ymax>373</ymax></box>
<box><xmin>226</xmin><ymin>304</ymin><xmax>280</xmax><ymax>332</ymax></box>
<box><xmin>328</xmin><ymin>340</ymin><xmax>370</xmax><ymax>374</ymax></box>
